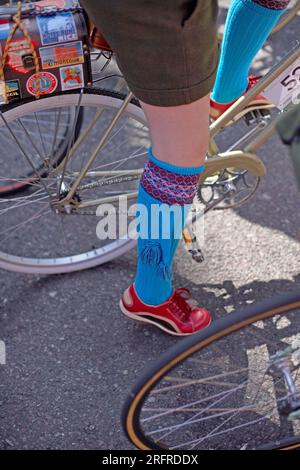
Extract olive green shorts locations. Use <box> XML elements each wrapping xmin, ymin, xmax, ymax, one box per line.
<box><xmin>81</xmin><ymin>0</ymin><xmax>219</xmax><ymax>106</ymax></box>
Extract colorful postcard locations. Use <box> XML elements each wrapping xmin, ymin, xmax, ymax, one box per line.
<box><xmin>37</xmin><ymin>12</ymin><xmax>78</xmax><ymax>45</ymax></box>
<box><xmin>60</xmin><ymin>64</ymin><xmax>84</xmax><ymax>90</ymax></box>
<box><xmin>40</xmin><ymin>41</ymin><xmax>84</xmax><ymax>69</ymax></box>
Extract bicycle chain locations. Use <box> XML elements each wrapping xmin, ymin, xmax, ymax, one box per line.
<box><xmin>75</xmin><ymin>208</ymin><xmax>97</xmax><ymax>216</ymax></box>
<box><xmin>78</xmin><ymin>173</ymin><xmax>140</xmax><ymax>191</ymax></box>
<box><xmin>66</xmin><ymin>174</ymin><xmax>139</xmax><ymax>216</ymax></box>
<box><xmin>72</xmin><ymin>208</ymin><xmax>132</xmax><ymax>216</ymax></box>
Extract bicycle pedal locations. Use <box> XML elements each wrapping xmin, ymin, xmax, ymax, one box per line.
<box><xmin>190</xmin><ymin>249</ymin><xmax>205</xmax><ymax>263</ymax></box>
<box><xmin>244</xmin><ymin>108</ymin><xmax>271</xmax><ymax>126</ymax></box>
<box><xmin>182</xmin><ymin>228</ymin><xmax>205</xmax><ymax>263</ymax></box>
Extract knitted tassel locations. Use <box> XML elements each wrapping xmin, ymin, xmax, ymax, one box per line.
<box><xmin>140</xmin><ymin>242</ymin><xmax>162</xmax><ymax>267</ymax></box>
<box><xmin>140</xmin><ymin>243</ymin><xmax>173</xmax><ymax>281</ymax></box>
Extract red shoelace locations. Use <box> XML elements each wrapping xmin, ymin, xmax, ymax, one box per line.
<box><xmin>248</xmin><ymin>75</ymin><xmax>262</xmax><ymax>89</ymax></box>
<box><xmin>169</xmin><ymin>288</ymin><xmax>193</xmax><ymax>321</ymax></box>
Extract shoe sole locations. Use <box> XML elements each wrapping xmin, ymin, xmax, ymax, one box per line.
<box><xmin>119</xmin><ymin>299</ymin><xmax>211</xmax><ymax>337</ymax></box>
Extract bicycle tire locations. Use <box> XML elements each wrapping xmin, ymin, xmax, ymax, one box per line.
<box><xmin>123</xmin><ymin>289</ymin><xmax>300</xmax><ymax>450</ymax></box>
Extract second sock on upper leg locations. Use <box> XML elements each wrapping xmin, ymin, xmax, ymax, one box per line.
<box><xmin>212</xmin><ymin>0</ymin><xmax>290</xmax><ymax>104</ymax></box>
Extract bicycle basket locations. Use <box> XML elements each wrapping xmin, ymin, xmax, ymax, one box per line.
<box><xmin>277</xmin><ymin>104</ymin><xmax>300</xmax><ymax>189</ymax></box>
<box><xmin>0</xmin><ymin>0</ymin><xmax>92</xmax><ymax>105</ymax></box>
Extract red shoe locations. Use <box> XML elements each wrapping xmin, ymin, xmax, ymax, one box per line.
<box><xmin>210</xmin><ymin>75</ymin><xmax>274</xmax><ymax>123</ymax></box>
<box><xmin>120</xmin><ymin>284</ymin><xmax>211</xmax><ymax>336</ymax></box>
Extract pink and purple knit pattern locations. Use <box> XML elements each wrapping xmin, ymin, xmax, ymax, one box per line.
<box><xmin>141</xmin><ymin>160</ymin><xmax>200</xmax><ymax>206</ymax></box>
<box><xmin>252</xmin><ymin>0</ymin><xmax>291</xmax><ymax>9</ymax></box>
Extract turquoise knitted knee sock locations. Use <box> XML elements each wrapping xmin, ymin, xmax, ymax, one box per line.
<box><xmin>212</xmin><ymin>0</ymin><xmax>290</xmax><ymax>104</ymax></box>
<box><xmin>134</xmin><ymin>149</ymin><xmax>205</xmax><ymax>306</ymax></box>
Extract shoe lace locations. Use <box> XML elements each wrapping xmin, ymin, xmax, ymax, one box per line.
<box><xmin>169</xmin><ymin>288</ymin><xmax>192</xmax><ymax>321</ymax></box>
<box><xmin>248</xmin><ymin>75</ymin><xmax>262</xmax><ymax>87</ymax></box>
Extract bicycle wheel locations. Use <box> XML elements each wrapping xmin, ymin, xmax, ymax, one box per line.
<box><xmin>123</xmin><ymin>289</ymin><xmax>300</xmax><ymax>450</ymax></box>
<box><xmin>0</xmin><ymin>87</ymin><xmax>148</xmax><ymax>274</ymax></box>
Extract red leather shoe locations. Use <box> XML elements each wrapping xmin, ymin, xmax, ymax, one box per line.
<box><xmin>210</xmin><ymin>75</ymin><xmax>274</xmax><ymax>123</ymax></box>
<box><xmin>120</xmin><ymin>284</ymin><xmax>211</xmax><ymax>336</ymax></box>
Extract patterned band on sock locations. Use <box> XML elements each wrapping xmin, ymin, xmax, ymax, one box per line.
<box><xmin>140</xmin><ymin>159</ymin><xmax>201</xmax><ymax>206</ymax></box>
<box><xmin>252</xmin><ymin>0</ymin><xmax>291</xmax><ymax>10</ymax></box>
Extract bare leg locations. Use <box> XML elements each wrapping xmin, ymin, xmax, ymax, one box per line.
<box><xmin>140</xmin><ymin>93</ymin><xmax>210</xmax><ymax>168</ymax></box>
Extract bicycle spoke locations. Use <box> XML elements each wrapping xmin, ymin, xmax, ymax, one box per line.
<box><xmin>156</xmin><ymin>380</ymin><xmax>249</xmax><ymax>441</ymax></box>
<box><xmin>152</xmin><ymin>368</ymin><xmax>250</xmax><ymax>394</ymax></box>
<box><xmin>0</xmin><ymin>205</ymin><xmax>51</xmax><ymax>241</ymax></box>
<box><xmin>17</xmin><ymin>118</ymin><xmax>46</xmax><ymax>166</ymax></box>
<box><xmin>58</xmin><ymin>92</ymin><xmax>84</xmax><ymax>195</ymax></box>
<box><xmin>0</xmin><ymin>112</ymin><xmax>52</xmax><ymax>196</ymax></box>
<box><xmin>50</xmin><ymin>108</ymin><xmax>63</xmax><ymax>158</ymax></box>
<box><xmin>34</xmin><ymin>112</ymin><xmax>47</xmax><ymax>158</ymax></box>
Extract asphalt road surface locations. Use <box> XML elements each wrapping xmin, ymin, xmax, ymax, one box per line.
<box><xmin>0</xmin><ymin>4</ymin><xmax>300</xmax><ymax>450</ymax></box>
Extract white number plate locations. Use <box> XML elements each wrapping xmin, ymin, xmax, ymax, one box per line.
<box><xmin>263</xmin><ymin>57</ymin><xmax>300</xmax><ymax>110</ymax></box>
